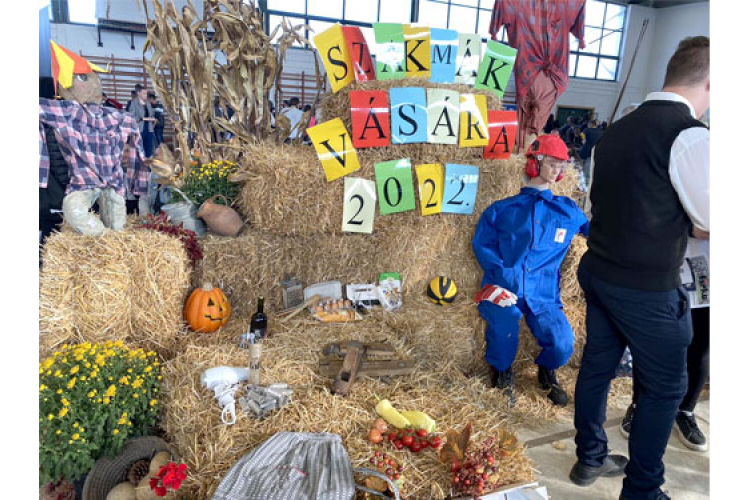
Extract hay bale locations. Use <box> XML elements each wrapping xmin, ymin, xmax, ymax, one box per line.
<box><xmin>39</xmin><ymin>230</ymin><xmax>191</xmax><ymax>358</ymax></box>
<box><xmin>161</xmin><ymin>316</ymin><xmax>535</xmax><ymax>500</ymax></box>
<box><xmin>195</xmin><ymin>219</ymin><xmax>456</xmax><ymax>316</ymax></box>
<box><xmin>236</xmin><ymin>141</ymin><xmax>577</xmax><ymax>238</ymax></box>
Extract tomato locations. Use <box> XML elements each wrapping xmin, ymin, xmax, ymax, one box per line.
<box><xmin>402</xmin><ymin>435</ymin><xmax>414</xmax><ymax>446</ymax></box>
<box><xmin>430</xmin><ymin>436</ymin><xmax>442</xmax><ymax>449</ymax></box>
<box><xmin>388</xmin><ymin>433</ymin><xmax>398</xmax><ymax>442</ymax></box>
<box><xmin>416</xmin><ymin>429</ymin><xmax>428</xmax><ymax>438</ymax></box>
<box><xmin>394</xmin><ymin>440</ymin><xmax>404</xmax><ymax>450</ymax></box>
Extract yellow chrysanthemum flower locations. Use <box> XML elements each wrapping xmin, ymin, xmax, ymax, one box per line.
<box><xmin>70</xmin><ymin>365</ymin><xmax>80</xmax><ymax>375</ymax></box>
<box><xmin>56</xmin><ymin>430</ymin><xmax>61</xmax><ymax>435</ymax></box>
<box><xmin>47</xmin><ymin>414</ymin><xmax>54</xmax><ymax>421</ymax></box>
<box><xmin>73</xmin><ymin>422</ymin><xmax>79</xmax><ymax>428</ymax></box>
<box><xmin>39</xmin><ymin>384</ymin><xmax>47</xmax><ymax>392</ymax></box>
<box><xmin>104</xmin><ymin>385</ymin><xmax>117</xmax><ymax>398</ymax></box>
<box><xmin>58</xmin><ymin>407</ymin><xmax>68</xmax><ymax>418</ymax></box>
<box><xmin>62</xmin><ymin>398</ymin><xmax>70</xmax><ymax>407</ymax></box>
<box><xmin>67</xmin><ymin>377</ymin><xmax>77</xmax><ymax>389</ymax></box>
<box><xmin>150</xmin><ymin>399</ymin><xmax>158</xmax><ymax>406</ymax></box>
<box><xmin>113</xmin><ymin>429</ymin><xmax>119</xmax><ymax>435</ymax></box>
<box><xmin>103</xmin><ymin>397</ymin><xmax>110</xmax><ymax>405</ymax></box>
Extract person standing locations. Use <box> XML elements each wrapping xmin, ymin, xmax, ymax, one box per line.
<box><xmin>579</xmin><ymin>119</ymin><xmax>604</xmax><ymax>188</ymax></box>
<box><xmin>128</xmin><ymin>84</ymin><xmax>156</xmax><ymax>157</ymax></box>
<box><xmin>569</xmin><ymin>37</ymin><xmax>709</xmax><ymax>500</ymax></box>
<box><xmin>148</xmin><ymin>91</ymin><xmax>165</xmax><ymax>148</ymax></box>
<box><xmin>621</xmin><ymin>230</ymin><xmax>710</xmax><ymax>453</ymax></box>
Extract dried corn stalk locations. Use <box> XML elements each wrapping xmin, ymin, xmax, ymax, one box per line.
<box><xmin>141</xmin><ymin>0</ymin><xmax>324</xmax><ymax>174</ymax></box>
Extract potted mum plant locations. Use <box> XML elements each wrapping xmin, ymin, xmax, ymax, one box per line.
<box><xmin>178</xmin><ymin>160</ymin><xmax>245</xmax><ymax>236</ymax></box>
<box><xmin>39</xmin><ymin>341</ymin><xmax>162</xmax><ymax>493</ymax></box>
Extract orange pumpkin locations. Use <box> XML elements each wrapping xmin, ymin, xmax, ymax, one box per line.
<box><xmin>184</xmin><ymin>282</ymin><xmax>231</xmax><ymax>332</ymax></box>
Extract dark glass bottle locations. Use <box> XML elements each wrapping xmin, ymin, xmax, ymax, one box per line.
<box><xmin>250</xmin><ymin>297</ymin><xmax>268</xmax><ymax>340</ymax></box>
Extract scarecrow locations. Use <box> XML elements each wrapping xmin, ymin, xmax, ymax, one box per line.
<box><xmin>489</xmin><ymin>0</ymin><xmax>587</xmax><ymax>149</ymax></box>
<box><xmin>39</xmin><ymin>41</ymin><xmax>150</xmax><ymax>236</ymax></box>
<box><xmin>472</xmin><ymin>134</ymin><xmax>589</xmax><ymax>406</ymax></box>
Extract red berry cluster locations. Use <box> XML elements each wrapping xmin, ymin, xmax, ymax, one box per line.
<box><xmin>136</xmin><ymin>213</ymin><xmax>203</xmax><ymax>267</ymax></box>
<box><xmin>450</xmin><ymin>439</ymin><xmax>505</xmax><ymax>498</ymax></box>
<box><xmin>368</xmin><ymin>450</ymin><xmax>404</xmax><ymax>482</ymax></box>
<box><xmin>386</xmin><ymin>428</ymin><xmax>441</xmax><ymax>454</ymax></box>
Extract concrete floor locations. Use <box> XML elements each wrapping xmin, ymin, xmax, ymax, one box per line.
<box><xmin>517</xmin><ymin>398</ymin><xmax>710</xmax><ymax>500</ymax></box>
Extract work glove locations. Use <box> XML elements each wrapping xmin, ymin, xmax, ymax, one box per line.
<box><xmin>474</xmin><ymin>285</ymin><xmax>518</xmax><ymax>307</ymax></box>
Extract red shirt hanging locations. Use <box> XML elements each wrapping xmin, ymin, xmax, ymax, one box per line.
<box><xmin>489</xmin><ymin>0</ymin><xmax>587</xmax><ymax>99</ymax></box>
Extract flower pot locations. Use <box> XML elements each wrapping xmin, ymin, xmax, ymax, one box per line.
<box><xmin>197</xmin><ymin>195</ymin><xmax>244</xmax><ymax>236</ymax></box>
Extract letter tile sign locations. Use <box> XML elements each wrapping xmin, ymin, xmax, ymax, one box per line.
<box><xmin>307</xmin><ymin>118</ymin><xmax>361</xmax><ymax>182</ymax></box>
<box><xmin>313</xmin><ymin>24</ymin><xmax>354</xmax><ymax>93</ymax></box>
<box><xmin>350</xmin><ymin>90</ymin><xmax>390</xmax><ymax>148</ymax></box>
<box><xmin>475</xmin><ymin>40</ymin><xmax>517</xmax><ymax>100</ymax></box>
<box><xmin>427</xmin><ymin>89</ymin><xmax>459</xmax><ymax>145</ymax></box>
<box><xmin>375</xmin><ymin>158</ymin><xmax>416</xmax><ymax>215</ymax></box>
<box><xmin>342</xmin><ymin>177</ymin><xmax>377</xmax><ymax>233</ymax></box>
<box><xmin>341</xmin><ymin>26</ymin><xmax>375</xmax><ymax>82</ymax></box>
<box><xmin>484</xmin><ymin>110</ymin><xmax>518</xmax><ymax>159</ymax></box>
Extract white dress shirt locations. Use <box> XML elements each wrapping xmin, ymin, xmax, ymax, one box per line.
<box><xmin>585</xmin><ymin>92</ymin><xmax>710</xmax><ymax>232</ymax></box>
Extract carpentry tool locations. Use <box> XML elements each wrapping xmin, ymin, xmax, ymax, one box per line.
<box><xmin>321</xmin><ymin>341</ymin><xmax>416</xmax><ymax>395</ymax></box>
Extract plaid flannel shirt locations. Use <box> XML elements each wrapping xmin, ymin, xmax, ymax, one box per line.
<box><xmin>39</xmin><ymin>98</ymin><xmax>150</xmax><ymax>197</ymax></box>
<box><xmin>489</xmin><ymin>0</ymin><xmax>586</xmax><ymax>99</ymax></box>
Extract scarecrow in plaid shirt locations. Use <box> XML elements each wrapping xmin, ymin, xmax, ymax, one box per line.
<box><xmin>39</xmin><ymin>41</ymin><xmax>150</xmax><ymax>236</ymax></box>
<box><xmin>489</xmin><ymin>0</ymin><xmax>587</xmax><ymax>150</ymax></box>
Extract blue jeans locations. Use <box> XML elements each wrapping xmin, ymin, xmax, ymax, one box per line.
<box><xmin>141</xmin><ymin>126</ymin><xmax>155</xmax><ymax>158</ymax></box>
<box><xmin>574</xmin><ymin>265</ymin><xmax>692</xmax><ymax>499</ymax></box>
<box><xmin>479</xmin><ymin>298</ymin><xmax>575</xmax><ymax>372</ymax></box>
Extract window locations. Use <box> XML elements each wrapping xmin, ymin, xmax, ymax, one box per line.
<box><xmin>569</xmin><ymin>0</ymin><xmax>626</xmax><ymax>81</ymax></box>
<box><xmin>417</xmin><ymin>0</ymin><xmax>509</xmax><ymax>43</ymax></box>
<box><xmin>67</xmin><ymin>0</ymin><xmax>97</xmax><ymax>24</ymax></box>
<box><xmin>265</xmin><ymin>0</ymin><xmax>413</xmax><ymax>43</ymax></box>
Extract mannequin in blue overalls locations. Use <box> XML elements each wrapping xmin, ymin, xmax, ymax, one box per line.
<box><xmin>473</xmin><ymin>134</ymin><xmax>589</xmax><ymax>406</ymax></box>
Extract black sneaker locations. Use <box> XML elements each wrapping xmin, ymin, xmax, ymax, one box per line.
<box><xmin>675</xmin><ymin>411</ymin><xmax>708</xmax><ymax>451</ymax></box>
<box><xmin>538</xmin><ymin>366</ymin><xmax>569</xmax><ymax>406</ymax></box>
<box><xmin>489</xmin><ymin>366</ymin><xmax>515</xmax><ymax>406</ymax></box>
<box><xmin>620</xmin><ymin>403</ymin><xmax>635</xmax><ymax>439</ymax></box>
<box><xmin>620</xmin><ymin>489</ymin><xmax>671</xmax><ymax>500</ymax></box>
<box><xmin>569</xmin><ymin>454</ymin><xmax>628</xmax><ymax>486</ymax></box>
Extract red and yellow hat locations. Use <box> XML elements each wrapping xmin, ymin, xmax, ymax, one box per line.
<box><xmin>50</xmin><ymin>40</ymin><xmax>107</xmax><ymax>92</ymax></box>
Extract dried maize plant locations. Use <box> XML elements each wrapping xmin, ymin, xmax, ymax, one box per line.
<box><xmin>141</xmin><ymin>0</ymin><xmax>324</xmax><ymax>175</ymax></box>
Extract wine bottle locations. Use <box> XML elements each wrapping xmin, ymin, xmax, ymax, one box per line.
<box><xmin>250</xmin><ymin>297</ymin><xmax>268</xmax><ymax>340</ymax></box>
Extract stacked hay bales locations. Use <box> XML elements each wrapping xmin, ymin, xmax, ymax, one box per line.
<box><xmin>39</xmin><ymin>230</ymin><xmax>191</xmax><ymax>358</ymax></box>
<box><xmin>162</xmin><ymin>310</ymin><xmax>535</xmax><ymax>499</ymax></box>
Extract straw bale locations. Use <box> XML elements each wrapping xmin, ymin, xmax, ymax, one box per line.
<box><xmin>236</xmin><ymin>139</ymin><xmax>577</xmax><ymax>238</ymax></box>
<box><xmin>194</xmin><ymin>219</ymin><xmax>456</xmax><ymax>316</ymax></box>
<box><xmin>39</xmin><ymin>230</ymin><xmax>191</xmax><ymax>358</ymax></box>
<box><xmin>161</xmin><ymin>315</ymin><xmax>535</xmax><ymax>500</ymax></box>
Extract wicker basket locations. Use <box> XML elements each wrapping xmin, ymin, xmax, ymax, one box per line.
<box><xmin>82</xmin><ymin>436</ymin><xmax>179</xmax><ymax>500</ymax></box>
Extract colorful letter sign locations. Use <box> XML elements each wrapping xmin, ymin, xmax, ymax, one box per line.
<box><xmin>484</xmin><ymin>110</ymin><xmax>518</xmax><ymax>159</ymax></box>
<box><xmin>455</xmin><ymin>33</ymin><xmax>482</xmax><ymax>85</ymax></box>
<box><xmin>373</xmin><ymin>23</ymin><xmax>405</xmax><ymax>80</ymax></box>
<box><xmin>307</xmin><ymin>118</ymin><xmax>361</xmax><ymax>182</ymax></box>
<box><xmin>350</xmin><ymin>90</ymin><xmax>390</xmax><ymax>148</ymax></box>
<box><xmin>342</xmin><ymin>177</ymin><xmax>377</xmax><ymax>233</ymax></box>
<box><xmin>390</xmin><ymin>87</ymin><xmax>428</xmax><ymax>145</ymax></box>
<box><xmin>402</xmin><ymin>25</ymin><xmax>431</xmax><ymax>79</ymax></box>
<box><xmin>313</xmin><ymin>24</ymin><xmax>354</xmax><ymax>93</ymax></box>
<box><xmin>475</xmin><ymin>40</ymin><xmax>517</xmax><ymax>100</ymax></box>
<box><xmin>427</xmin><ymin>89</ymin><xmax>459</xmax><ymax>145</ymax></box>
<box><xmin>342</xmin><ymin>26</ymin><xmax>376</xmax><ymax>82</ymax></box>
<box><xmin>430</xmin><ymin>28</ymin><xmax>458</xmax><ymax>84</ymax></box>
<box><xmin>459</xmin><ymin>94</ymin><xmax>489</xmax><ymax>148</ymax></box>
<box><xmin>442</xmin><ymin>164</ymin><xmax>479</xmax><ymax>215</ymax></box>
<box><xmin>416</xmin><ymin>163</ymin><xmax>444</xmax><ymax>216</ymax></box>
<box><xmin>375</xmin><ymin>159</ymin><xmax>416</xmax><ymax>215</ymax></box>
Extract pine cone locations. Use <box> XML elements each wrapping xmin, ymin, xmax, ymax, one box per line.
<box><xmin>127</xmin><ymin>459</ymin><xmax>151</xmax><ymax>486</ymax></box>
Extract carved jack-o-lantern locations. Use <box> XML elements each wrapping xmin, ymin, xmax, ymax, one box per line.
<box><xmin>184</xmin><ymin>282</ymin><xmax>231</xmax><ymax>333</ymax></box>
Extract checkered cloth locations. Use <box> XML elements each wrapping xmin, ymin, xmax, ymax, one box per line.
<box><xmin>489</xmin><ymin>0</ymin><xmax>586</xmax><ymax>99</ymax></box>
<box><xmin>39</xmin><ymin>98</ymin><xmax>150</xmax><ymax>197</ymax></box>
<box><xmin>211</xmin><ymin>433</ymin><xmax>355</xmax><ymax>500</ymax></box>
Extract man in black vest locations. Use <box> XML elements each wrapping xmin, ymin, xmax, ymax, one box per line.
<box><xmin>569</xmin><ymin>37</ymin><xmax>709</xmax><ymax>500</ymax></box>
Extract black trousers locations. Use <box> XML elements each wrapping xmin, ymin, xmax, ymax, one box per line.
<box><xmin>574</xmin><ymin>266</ymin><xmax>692</xmax><ymax>499</ymax></box>
<box><xmin>632</xmin><ymin>307</ymin><xmax>709</xmax><ymax>412</ymax></box>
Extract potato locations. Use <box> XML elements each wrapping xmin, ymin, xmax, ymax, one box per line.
<box><xmin>106</xmin><ymin>482</ymin><xmax>137</xmax><ymax>500</ymax></box>
<box><xmin>149</xmin><ymin>451</ymin><xmax>171</xmax><ymax>475</ymax></box>
<box><xmin>135</xmin><ymin>476</ymin><xmax>160</xmax><ymax>500</ymax></box>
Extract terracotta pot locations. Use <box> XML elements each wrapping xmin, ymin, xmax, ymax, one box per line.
<box><xmin>197</xmin><ymin>195</ymin><xmax>244</xmax><ymax>236</ymax></box>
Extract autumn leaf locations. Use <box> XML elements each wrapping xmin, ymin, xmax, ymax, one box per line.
<box><xmin>439</xmin><ymin>422</ymin><xmax>472</xmax><ymax>464</ymax></box>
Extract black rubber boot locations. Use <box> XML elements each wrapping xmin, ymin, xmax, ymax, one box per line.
<box><xmin>538</xmin><ymin>366</ymin><xmax>569</xmax><ymax>406</ymax></box>
<box><xmin>569</xmin><ymin>454</ymin><xmax>628</xmax><ymax>486</ymax></box>
<box><xmin>489</xmin><ymin>365</ymin><xmax>516</xmax><ymax>407</ymax></box>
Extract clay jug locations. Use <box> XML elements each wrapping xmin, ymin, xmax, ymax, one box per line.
<box><xmin>197</xmin><ymin>195</ymin><xmax>244</xmax><ymax>236</ymax></box>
